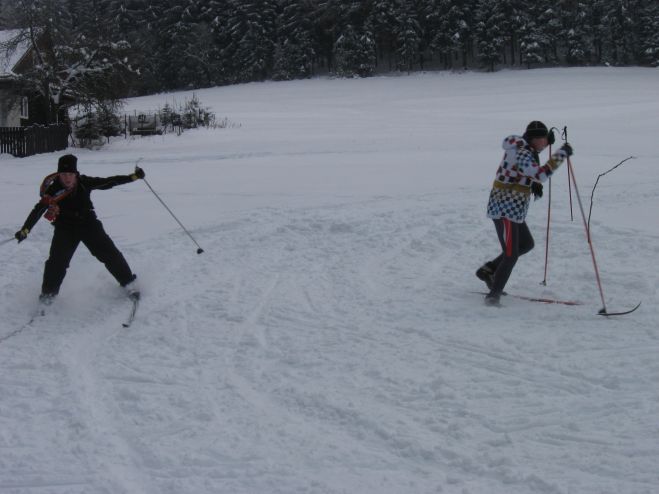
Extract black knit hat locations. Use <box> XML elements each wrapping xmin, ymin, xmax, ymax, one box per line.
<box><xmin>524</xmin><ymin>121</ymin><xmax>549</xmax><ymax>140</ymax></box>
<box><xmin>57</xmin><ymin>154</ymin><xmax>78</xmax><ymax>173</ymax></box>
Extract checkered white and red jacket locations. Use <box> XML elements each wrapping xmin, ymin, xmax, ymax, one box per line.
<box><xmin>486</xmin><ymin>135</ymin><xmax>568</xmax><ymax>223</ymax></box>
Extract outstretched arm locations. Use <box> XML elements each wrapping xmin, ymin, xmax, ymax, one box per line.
<box><xmin>518</xmin><ymin>145</ymin><xmax>573</xmax><ymax>183</ymax></box>
<box><xmin>15</xmin><ymin>201</ymin><xmax>48</xmax><ymax>242</ymax></box>
<box><xmin>83</xmin><ymin>167</ymin><xmax>145</xmax><ymax>190</ymax></box>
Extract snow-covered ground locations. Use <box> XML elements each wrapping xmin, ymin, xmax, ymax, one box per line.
<box><xmin>1</xmin><ymin>67</ymin><xmax>658</xmax><ymax>494</ymax></box>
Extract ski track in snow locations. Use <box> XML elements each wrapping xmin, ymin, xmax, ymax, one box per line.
<box><xmin>1</xmin><ymin>68</ymin><xmax>659</xmax><ymax>493</ymax></box>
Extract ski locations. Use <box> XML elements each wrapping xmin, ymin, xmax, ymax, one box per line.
<box><xmin>505</xmin><ymin>293</ymin><xmax>583</xmax><ymax>306</ymax></box>
<box><xmin>597</xmin><ymin>302</ymin><xmax>641</xmax><ymax>317</ymax></box>
<box><xmin>0</xmin><ymin>306</ymin><xmax>47</xmax><ymax>344</ymax></box>
<box><xmin>122</xmin><ymin>293</ymin><xmax>140</xmax><ymax>328</ymax></box>
<box><xmin>472</xmin><ymin>291</ymin><xmax>582</xmax><ymax>306</ymax></box>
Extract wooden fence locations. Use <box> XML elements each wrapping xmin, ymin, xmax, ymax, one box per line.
<box><xmin>0</xmin><ymin>124</ymin><xmax>70</xmax><ymax>158</ymax></box>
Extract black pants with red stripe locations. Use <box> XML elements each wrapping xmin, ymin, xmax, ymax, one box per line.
<box><xmin>42</xmin><ymin>219</ymin><xmax>135</xmax><ymax>296</ymax></box>
<box><xmin>488</xmin><ymin>218</ymin><xmax>534</xmax><ymax>295</ymax></box>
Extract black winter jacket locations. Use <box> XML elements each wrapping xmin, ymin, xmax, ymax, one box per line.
<box><xmin>21</xmin><ymin>174</ymin><xmax>136</xmax><ymax>231</ymax></box>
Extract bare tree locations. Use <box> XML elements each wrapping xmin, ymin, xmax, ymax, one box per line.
<box><xmin>2</xmin><ymin>0</ymin><xmax>135</xmax><ymax>123</ymax></box>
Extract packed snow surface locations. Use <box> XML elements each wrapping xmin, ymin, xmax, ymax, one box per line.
<box><xmin>1</xmin><ymin>68</ymin><xmax>658</xmax><ymax>493</ymax></box>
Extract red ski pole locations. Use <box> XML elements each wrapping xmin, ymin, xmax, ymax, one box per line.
<box><xmin>541</xmin><ymin>176</ymin><xmax>552</xmax><ymax>285</ymax></box>
<box><xmin>541</xmin><ymin>128</ymin><xmax>559</xmax><ymax>285</ymax></box>
<box><xmin>566</xmin><ymin>155</ymin><xmax>607</xmax><ymax>314</ymax></box>
<box><xmin>563</xmin><ymin>127</ymin><xmax>574</xmax><ymax>221</ymax></box>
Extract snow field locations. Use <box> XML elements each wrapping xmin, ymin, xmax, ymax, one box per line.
<box><xmin>1</xmin><ymin>67</ymin><xmax>658</xmax><ymax>493</ymax></box>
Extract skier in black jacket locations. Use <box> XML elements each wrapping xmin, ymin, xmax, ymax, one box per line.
<box><xmin>15</xmin><ymin>154</ymin><xmax>144</xmax><ymax>304</ymax></box>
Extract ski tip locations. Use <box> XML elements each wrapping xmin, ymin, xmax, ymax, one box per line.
<box><xmin>597</xmin><ymin>301</ymin><xmax>641</xmax><ymax>317</ymax></box>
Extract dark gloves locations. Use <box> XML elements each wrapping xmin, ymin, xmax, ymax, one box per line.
<box><xmin>560</xmin><ymin>143</ymin><xmax>573</xmax><ymax>156</ymax></box>
<box><xmin>131</xmin><ymin>166</ymin><xmax>145</xmax><ymax>181</ymax></box>
<box><xmin>531</xmin><ymin>182</ymin><xmax>543</xmax><ymax>200</ymax></box>
<box><xmin>15</xmin><ymin>228</ymin><xmax>29</xmax><ymax>243</ymax></box>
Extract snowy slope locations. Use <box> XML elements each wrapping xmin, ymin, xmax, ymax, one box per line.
<box><xmin>1</xmin><ymin>67</ymin><xmax>658</xmax><ymax>494</ymax></box>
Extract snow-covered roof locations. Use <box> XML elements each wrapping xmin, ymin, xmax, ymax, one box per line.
<box><xmin>0</xmin><ymin>29</ymin><xmax>32</xmax><ymax>77</ymax></box>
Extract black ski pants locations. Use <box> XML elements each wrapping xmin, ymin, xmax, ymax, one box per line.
<box><xmin>42</xmin><ymin>219</ymin><xmax>134</xmax><ymax>296</ymax></box>
<box><xmin>489</xmin><ymin>218</ymin><xmax>534</xmax><ymax>295</ymax></box>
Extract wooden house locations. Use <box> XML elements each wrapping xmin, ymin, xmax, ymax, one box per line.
<box><xmin>0</xmin><ymin>29</ymin><xmax>68</xmax><ymax>126</ymax></box>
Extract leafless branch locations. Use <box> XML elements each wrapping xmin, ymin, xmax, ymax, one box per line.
<box><xmin>588</xmin><ymin>156</ymin><xmax>636</xmax><ymax>231</ymax></box>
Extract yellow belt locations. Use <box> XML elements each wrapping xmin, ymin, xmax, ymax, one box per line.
<box><xmin>492</xmin><ymin>181</ymin><xmax>531</xmax><ymax>195</ymax></box>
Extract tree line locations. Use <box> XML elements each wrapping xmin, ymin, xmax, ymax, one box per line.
<box><xmin>2</xmin><ymin>0</ymin><xmax>658</xmax><ymax>101</ymax></box>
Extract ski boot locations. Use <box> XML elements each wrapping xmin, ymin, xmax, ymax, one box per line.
<box><xmin>476</xmin><ymin>262</ymin><xmax>496</xmax><ymax>290</ymax></box>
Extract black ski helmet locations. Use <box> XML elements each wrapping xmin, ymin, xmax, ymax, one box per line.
<box><xmin>57</xmin><ymin>154</ymin><xmax>78</xmax><ymax>174</ymax></box>
<box><xmin>523</xmin><ymin>121</ymin><xmax>555</xmax><ymax>145</ymax></box>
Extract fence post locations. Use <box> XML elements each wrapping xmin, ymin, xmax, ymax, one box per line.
<box><xmin>17</xmin><ymin>127</ymin><xmax>25</xmax><ymax>157</ymax></box>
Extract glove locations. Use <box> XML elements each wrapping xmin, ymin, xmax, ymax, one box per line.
<box><xmin>44</xmin><ymin>203</ymin><xmax>60</xmax><ymax>222</ymax></box>
<box><xmin>531</xmin><ymin>182</ymin><xmax>543</xmax><ymax>200</ymax></box>
<box><xmin>15</xmin><ymin>228</ymin><xmax>29</xmax><ymax>243</ymax></box>
<box><xmin>560</xmin><ymin>143</ymin><xmax>573</xmax><ymax>157</ymax></box>
<box><xmin>131</xmin><ymin>166</ymin><xmax>145</xmax><ymax>181</ymax></box>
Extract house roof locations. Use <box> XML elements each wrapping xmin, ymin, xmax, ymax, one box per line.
<box><xmin>0</xmin><ymin>29</ymin><xmax>32</xmax><ymax>78</ymax></box>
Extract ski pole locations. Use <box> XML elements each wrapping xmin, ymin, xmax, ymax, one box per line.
<box><xmin>563</xmin><ymin>127</ymin><xmax>574</xmax><ymax>221</ymax></box>
<box><xmin>541</xmin><ymin>177</ymin><xmax>552</xmax><ymax>286</ymax></box>
<box><xmin>541</xmin><ymin>127</ymin><xmax>563</xmax><ymax>285</ymax></box>
<box><xmin>0</xmin><ymin>237</ymin><xmax>15</xmax><ymax>247</ymax></box>
<box><xmin>567</xmin><ymin>163</ymin><xmax>574</xmax><ymax>222</ymax></box>
<box><xmin>137</xmin><ymin>163</ymin><xmax>204</xmax><ymax>255</ymax></box>
<box><xmin>541</xmin><ymin>130</ymin><xmax>559</xmax><ymax>285</ymax></box>
<box><xmin>566</xmin><ymin>155</ymin><xmax>607</xmax><ymax>314</ymax></box>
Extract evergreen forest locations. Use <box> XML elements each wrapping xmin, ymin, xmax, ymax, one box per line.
<box><xmin>1</xmin><ymin>0</ymin><xmax>658</xmax><ymax>98</ymax></box>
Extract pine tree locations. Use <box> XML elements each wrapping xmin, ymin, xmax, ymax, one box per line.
<box><xmin>535</xmin><ymin>3</ymin><xmax>562</xmax><ymax>64</ymax></box>
<box><xmin>179</xmin><ymin>0</ymin><xmax>222</xmax><ymax>87</ymax></box>
<box><xmin>206</xmin><ymin>0</ymin><xmax>239</xmax><ymax>85</ymax></box>
<box><xmin>393</xmin><ymin>0</ymin><xmax>422</xmax><ymax>72</ymax></box>
<box><xmin>560</xmin><ymin>1</ymin><xmax>590</xmax><ymax>64</ymax></box>
<box><xmin>96</xmin><ymin>100</ymin><xmax>123</xmax><ymax>142</ymax></box>
<box><xmin>224</xmin><ymin>0</ymin><xmax>277</xmax><ymax>83</ymax></box>
<box><xmin>493</xmin><ymin>0</ymin><xmax>516</xmax><ymax>65</ymax></box>
<box><xmin>475</xmin><ymin>0</ymin><xmax>505</xmax><ymax>71</ymax></box>
<box><xmin>624</xmin><ymin>0</ymin><xmax>655</xmax><ymax>65</ymax></box>
<box><xmin>160</xmin><ymin>103</ymin><xmax>175</xmax><ymax>130</ymax></box>
<box><xmin>4</xmin><ymin>0</ymin><xmax>658</xmax><ymax>92</ymax></box>
<box><xmin>519</xmin><ymin>16</ymin><xmax>544</xmax><ymax>68</ymax></box>
<box><xmin>637</xmin><ymin>2</ymin><xmax>659</xmax><ymax>66</ymax></box>
<box><xmin>601</xmin><ymin>0</ymin><xmax>635</xmax><ymax>64</ymax></box>
<box><xmin>273</xmin><ymin>0</ymin><xmax>315</xmax><ymax>80</ymax></box>
<box><xmin>139</xmin><ymin>0</ymin><xmax>206</xmax><ymax>90</ymax></box>
<box><xmin>97</xmin><ymin>0</ymin><xmax>153</xmax><ymax>93</ymax></box>
<box><xmin>365</xmin><ymin>0</ymin><xmax>398</xmax><ymax>70</ymax></box>
<box><xmin>428</xmin><ymin>0</ymin><xmax>472</xmax><ymax>69</ymax></box>
<box><xmin>333</xmin><ymin>23</ymin><xmax>376</xmax><ymax>77</ymax></box>
<box><xmin>182</xmin><ymin>94</ymin><xmax>201</xmax><ymax>128</ymax></box>
<box><xmin>75</xmin><ymin>106</ymin><xmax>101</xmax><ymax>148</ymax></box>
<box><xmin>272</xmin><ymin>38</ymin><xmax>315</xmax><ymax>80</ymax></box>
<box><xmin>308</xmin><ymin>0</ymin><xmax>339</xmax><ymax>73</ymax></box>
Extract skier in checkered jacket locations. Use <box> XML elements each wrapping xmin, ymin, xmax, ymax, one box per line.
<box><xmin>477</xmin><ymin>121</ymin><xmax>573</xmax><ymax>306</ymax></box>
